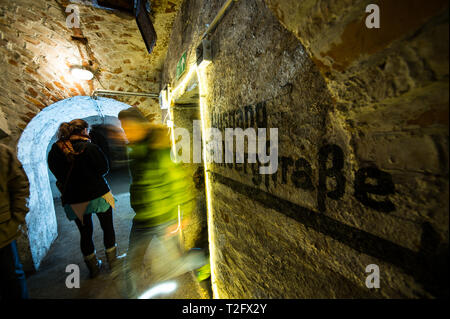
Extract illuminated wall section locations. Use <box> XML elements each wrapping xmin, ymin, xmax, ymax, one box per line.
<box><xmin>166</xmin><ymin>63</ymin><xmax>219</xmax><ymax>298</ymax></box>
<box><xmin>161</xmin><ymin>0</ymin><xmax>449</xmax><ymax>298</ymax></box>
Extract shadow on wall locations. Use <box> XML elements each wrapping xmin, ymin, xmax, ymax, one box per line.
<box><xmin>17</xmin><ymin>96</ymin><xmax>131</xmax><ymax>271</ymax></box>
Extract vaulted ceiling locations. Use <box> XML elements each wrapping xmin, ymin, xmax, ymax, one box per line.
<box><xmin>0</xmin><ymin>0</ymin><xmax>184</xmax><ymax>144</ymax></box>
<box><xmin>66</xmin><ymin>0</ymin><xmax>183</xmax><ymax>99</ymax></box>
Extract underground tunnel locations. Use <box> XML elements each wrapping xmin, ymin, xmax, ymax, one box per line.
<box><xmin>0</xmin><ymin>0</ymin><xmax>448</xmax><ymax>302</ymax></box>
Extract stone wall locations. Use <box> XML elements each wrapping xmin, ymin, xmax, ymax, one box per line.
<box><xmin>172</xmin><ymin>105</ymin><xmax>208</xmax><ymax>252</ymax></box>
<box><xmin>0</xmin><ymin>107</ymin><xmax>10</xmax><ymax>137</ymax></box>
<box><xmin>162</xmin><ymin>0</ymin><xmax>449</xmax><ymax>298</ymax></box>
<box><xmin>0</xmin><ymin>0</ymin><xmax>176</xmax><ymax>149</ymax></box>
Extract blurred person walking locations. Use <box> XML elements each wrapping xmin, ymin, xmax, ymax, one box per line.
<box><xmin>118</xmin><ymin>107</ymin><xmax>203</xmax><ymax>298</ymax></box>
<box><xmin>47</xmin><ymin>119</ymin><xmax>120</xmax><ymax>278</ymax></box>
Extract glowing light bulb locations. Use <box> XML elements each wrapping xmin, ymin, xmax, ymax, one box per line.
<box><xmin>71</xmin><ymin>67</ymin><xmax>94</xmax><ymax>80</ymax></box>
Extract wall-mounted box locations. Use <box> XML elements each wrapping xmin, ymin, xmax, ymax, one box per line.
<box><xmin>196</xmin><ymin>39</ymin><xmax>212</xmax><ymax>68</ymax></box>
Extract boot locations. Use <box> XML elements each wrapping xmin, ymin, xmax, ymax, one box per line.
<box><xmin>84</xmin><ymin>252</ymin><xmax>102</xmax><ymax>278</ymax></box>
<box><xmin>105</xmin><ymin>245</ymin><xmax>126</xmax><ymax>274</ymax></box>
<box><xmin>105</xmin><ymin>245</ymin><xmax>118</xmax><ymax>269</ymax></box>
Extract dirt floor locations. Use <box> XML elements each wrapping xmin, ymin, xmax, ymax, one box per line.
<box><xmin>26</xmin><ymin>168</ymin><xmax>210</xmax><ymax>299</ymax></box>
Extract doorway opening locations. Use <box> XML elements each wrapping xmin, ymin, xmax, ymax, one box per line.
<box><xmin>170</xmin><ymin>75</ymin><xmax>212</xmax><ymax>297</ymax></box>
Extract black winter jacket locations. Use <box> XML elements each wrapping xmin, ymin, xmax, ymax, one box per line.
<box><xmin>47</xmin><ymin>140</ymin><xmax>110</xmax><ymax>205</ymax></box>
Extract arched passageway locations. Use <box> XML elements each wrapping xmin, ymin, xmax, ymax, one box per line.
<box><xmin>17</xmin><ymin>96</ymin><xmax>130</xmax><ymax>270</ymax></box>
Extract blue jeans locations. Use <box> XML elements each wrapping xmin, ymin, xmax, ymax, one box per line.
<box><xmin>0</xmin><ymin>240</ymin><xmax>28</xmax><ymax>299</ymax></box>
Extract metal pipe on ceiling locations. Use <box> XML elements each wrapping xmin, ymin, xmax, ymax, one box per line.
<box><xmin>202</xmin><ymin>0</ymin><xmax>239</xmax><ymax>39</ymax></box>
<box><xmin>92</xmin><ymin>89</ymin><xmax>159</xmax><ymax>99</ymax></box>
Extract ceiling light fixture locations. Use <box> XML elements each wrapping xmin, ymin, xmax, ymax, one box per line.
<box><xmin>70</xmin><ymin>65</ymin><xmax>94</xmax><ymax>81</ymax></box>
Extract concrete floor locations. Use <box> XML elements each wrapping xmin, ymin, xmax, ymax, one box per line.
<box><xmin>26</xmin><ymin>168</ymin><xmax>210</xmax><ymax>299</ymax></box>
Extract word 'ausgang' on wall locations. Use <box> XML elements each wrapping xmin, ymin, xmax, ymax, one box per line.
<box><xmin>171</xmin><ymin>102</ymin><xmax>278</xmax><ymax>174</ymax></box>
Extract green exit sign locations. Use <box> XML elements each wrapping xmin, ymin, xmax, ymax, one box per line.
<box><xmin>176</xmin><ymin>51</ymin><xmax>187</xmax><ymax>79</ymax></box>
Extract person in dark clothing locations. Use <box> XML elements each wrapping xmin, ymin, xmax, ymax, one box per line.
<box><xmin>0</xmin><ymin>142</ymin><xmax>30</xmax><ymax>300</ymax></box>
<box><xmin>47</xmin><ymin>119</ymin><xmax>120</xmax><ymax>278</ymax></box>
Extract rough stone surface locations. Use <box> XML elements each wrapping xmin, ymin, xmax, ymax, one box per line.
<box><xmin>162</xmin><ymin>0</ymin><xmax>449</xmax><ymax>298</ymax></box>
<box><xmin>0</xmin><ymin>0</ymin><xmax>181</xmax><ymax>149</ymax></box>
<box><xmin>0</xmin><ymin>107</ymin><xmax>10</xmax><ymax>137</ymax></box>
<box><xmin>172</xmin><ymin>106</ymin><xmax>208</xmax><ymax>253</ymax></box>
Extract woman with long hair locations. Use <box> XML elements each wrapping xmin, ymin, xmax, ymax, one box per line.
<box><xmin>47</xmin><ymin>119</ymin><xmax>119</xmax><ymax>278</ymax></box>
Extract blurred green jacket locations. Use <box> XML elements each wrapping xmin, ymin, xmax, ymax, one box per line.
<box><xmin>127</xmin><ymin>136</ymin><xmax>193</xmax><ymax>228</ymax></box>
